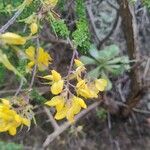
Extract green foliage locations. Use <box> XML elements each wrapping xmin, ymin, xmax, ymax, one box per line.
<box><xmin>17</xmin><ymin>58</ymin><xmax>27</xmax><ymax>76</ymax></box>
<box><xmin>0</xmin><ymin>64</ymin><xmax>6</xmax><ymax>85</ymax></box>
<box><xmin>0</xmin><ymin>141</ymin><xmax>23</xmax><ymax>150</ymax></box>
<box><xmin>96</xmin><ymin>108</ymin><xmax>107</xmax><ymax>121</ymax></box>
<box><xmin>30</xmin><ymin>89</ymin><xmax>47</xmax><ymax>104</ymax></box>
<box><xmin>143</xmin><ymin>0</ymin><xmax>150</xmax><ymax>9</ymax></box>
<box><xmin>80</xmin><ymin>44</ymin><xmax>130</xmax><ymax>90</ymax></box>
<box><xmin>19</xmin><ymin>0</ymin><xmax>41</xmax><ymax>20</ymax></box>
<box><xmin>0</xmin><ymin>0</ymin><xmax>40</xmax><ymax>20</ymax></box>
<box><xmin>72</xmin><ymin>0</ymin><xmax>91</xmax><ymax>52</ymax></box>
<box><xmin>51</xmin><ymin>19</ymin><xmax>70</xmax><ymax>38</ymax></box>
<box><xmin>57</xmin><ymin>0</ymin><xmax>67</xmax><ymax>12</ymax></box>
<box><xmin>72</xmin><ymin>19</ymin><xmax>90</xmax><ymax>50</ymax></box>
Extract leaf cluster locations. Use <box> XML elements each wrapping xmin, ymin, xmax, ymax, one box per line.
<box><xmin>72</xmin><ymin>0</ymin><xmax>91</xmax><ymax>52</ymax></box>
<box><xmin>80</xmin><ymin>44</ymin><xmax>130</xmax><ymax>89</ymax></box>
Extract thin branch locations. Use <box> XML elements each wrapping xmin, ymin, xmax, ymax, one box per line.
<box><xmin>0</xmin><ymin>86</ymin><xmax>49</xmax><ymax>96</ymax></box>
<box><xmin>14</xmin><ymin>78</ymin><xmax>24</xmax><ymax>97</ymax></box>
<box><xmin>0</xmin><ymin>8</ymin><xmax>24</xmax><ymax>34</ymax></box>
<box><xmin>44</xmin><ymin>107</ymin><xmax>59</xmax><ymax>131</ymax></box>
<box><xmin>43</xmin><ymin>101</ymin><xmax>101</xmax><ymax>148</ymax></box>
<box><xmin>29</xmin><ymin>38</ymin><xmax>40</xmax><ymax>90</ymax></box>
<box><xmin>106</xmin><ymin>0</ymin><xmax>119</xmax><ymax>10</ymax></box>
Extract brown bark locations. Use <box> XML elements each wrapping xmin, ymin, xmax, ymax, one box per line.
<box><xmin>117</xmin><ymin>0</ymin><xmax>142</xmax><ymax>117</ymax></box>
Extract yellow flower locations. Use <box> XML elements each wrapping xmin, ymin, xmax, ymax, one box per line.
<box><xmin>73</xmin><ymin>96</ymin><xmax>87</xmax><ymax>109</ymax></box>
<box><xmin>44</xmin><ymin>0</ymin><xmax>58</xmax><ymax>8</ymax></box>
<box><xmin>30</xmin><ymin>23</ymin><xmax>38</xmax><ymax>35</ymax></box>
<box><xmin>25</xmin><ymin>46</ymin><xmax>52</xmax><ymax>71</ymax></box>
<box><xmin>74</xmin><ymin>59</ymin><xmax>84</xmax><ymax>68</ymax></box>
<box><xmin>45</xmin><ymin>96</ymin><xmax>65</xmax><ymax>112</ymax></box>
<box><xmin>66</xmin><ymin>97</ymin><xmax>87</xmax><ymax>123</ymax></box>
<box><xmin>76</xmin><ymin>80</ymin><xmax>100</xmax><ymax>99</ymax></box>
<box><xmin>76</xmin><ymin>80</ymin><xmax>92</xmax><ymax>98</ymax></box>
<box><xmin>0</xmin><ymin>99</ymin><xmax>30</xmax><ymax>136</ymax></box>
<box><xmin>43</xmin><ymin>70</ymin><xmax>64</xmax><ymax>95</ymax></box>
<box><xmin>45</xmin><ymin>94</ymin><xmax>87</xmax><ymax>123</ymax></box>
<box><xmin>74</xmin><ymin>59</ymin><xmax>86</xmax><ymax>81</ymax></box>
<box><xmin>0</xmin><ymin>32</ymin><xmax>26</xmax><ymax>45</ymax></box>
<box><xmin>95</xmin><ymin>79</ymin><xmax>107</xmax><ymax>91</ymax></box>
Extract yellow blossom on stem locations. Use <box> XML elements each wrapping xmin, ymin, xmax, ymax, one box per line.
<box><xmin>0</xmin><ymin>99</ymin><xmax>30</xmax><ymax>136</ymax></box>
<box><xmin>25</xmin><ymin>46</ymin><xmax>52</xmax><ymax>71</ymax></box>
<box><xmin>44</xmin><ymin>0</ymin><xmax>58</xmax><ymax>8</ymax></box>
<box><xmin>30</xmin><ymin>22</ymin><xmax>38</xmax><ymax>35</ymax></box>
<box><xmin>95</xmin><ymin>79</ymin><xmax>107</xmax><ymax>91</ymax></box>
<box><xmin>74</xmin><ymin>59</ymin><xmax>84</xmax><ymax>68</ymax></box>
<box><xmin>45</xmin><ymin>95</ymin><xmax>87</xmax><ymax>123</ymax></box>
<box><xmin>76</xmin><ymin>80</ymin><xmax>93</xmax><ymax>98</ymax></box>
<box><xmin>72</xmin><ymin>59</ymin><xmax>86</xmax><ymax>81</ymax></box>
<box><xmin>43</xmin><ymin>70</ymin><xmax>64</xmax><ymax>95</ymax></box>
<box><xmin>0</xmin><ymin>32</ymin><xmax>26</xmax><ymax>45</ymax></box>
<box><xmin>45</xmin><ymin>96</ymin><xmax>65</xmax><ymax>112</ymax></box>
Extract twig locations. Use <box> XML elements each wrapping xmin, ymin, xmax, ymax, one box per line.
<box><xmin>14</xmin><ymin>78</ymin><xmax>24</xmax><ymax>97</ymax></box>
<box><xmin>0</xmin><ymin>86</ymin><xmax>49</xmax><ymax>96</ymax></box>
<box><xmin>65</xmin><ymin>38</ymin><xmax>78</xmax><ymax>93</ymax></box>
<box><xmin>97</xmin><ymin>11</ymin><xmax>119</xmax><ymax>49</ymax></box>
<box><xmin>143</xmin><ymin>58</ymin><xmax>150</xmax><ymax>79</ymax></box>
<box><xmin>29</xmin><ymin>64</ymin><xmax>37</xmax><ymax>90</ymax></box>
<box><xmin>0</xmin><ymin>7</ymin><xmax>24</xmax><ymax>34</ymax></box>
<box><xmin>43</xmin><ymin>101</ymin><xmax>101</xmax><ymax>148</ymax></box>
<box><xmin>116</xmin><ymin>101</ymin><xmax>150</xmax><ymax>114</ymax></box>
<box><xmin>106</xmin><ymin>0</ymin><xmax>119</xmax><ymax>10</ymax></box>
<box><xmin>29</xmin><ymin>38</ymin><xmax>40</xmax><ymax>90</ymax></box>
<box><xmin>86</xmin><ymin>4</ymin><xmax>101</xmax><ymax>45</ymax></box>
<box><xmin>86</xmin><ymin>2</ymin><xmax>119</xmax><ymax>49</ymax></box>
<box><xmin>44</xmin><ymin>107</ymin><xmax>59</xmax><ymax>131</ymax></box>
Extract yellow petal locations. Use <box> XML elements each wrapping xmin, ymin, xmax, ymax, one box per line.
<box><xmin>27</xmin><ymin>61</ymin><xmax>35</xmax><ymax>70</ymax></box>
<box><xmin>25</xmin><ymin>46</ymin><xmax>35</xmax><ymax>59</ymax></box>
<box><xmin>76</xmin><ymin>88</ymin><xmax>91</xmax><ymax>98</ymax></box>
<box><xmin>30</xmin><ymin>23</ymin><xmax>38</xmax><ymax>35</ymax></box>
<box><xmin>55</xmin><ymin>99</ymin><xmax>65</xmax><ymax>112</ymax></box>
<box><xmin>45</xmin><ymin>96</ymin><xmax>62</xmax><ymax>106</ymax></box>
<box><xmin>54</xmin><ymin>107</ymin><xmax>67</xmax><ymax>120</ymax></box>
<box><xmin>8</xmin><ymin>127</ymin><xmax>17</xmax><ymax>136</ymax></box>
<box><xmin>66</xmin><ymin>107</ymin><xmax>75</xmax><ymax>123</ymax></box>
<box><xmin>72</xmin><ymin>103</ymin><xmax>81</xmax><ymax>115</ymax></box>
<box><xmin>51</xmin><ymin>80</ymin><xmax>64</xmax><ymax>95</ymax></box>
<box><xmin>74</xmin><ymin>59</ymin><xmax>84</xmax><ymax>67</ymax></box>
<box><xmin>42</xmin><ymin>75</ymin><xmax>53</xmax><ymax>80</ymax></box>
<box><xmin>51</xmin><ymin>70</ymin><xmax>61</xmax><ymax>82</ymax></box>
<box><xmin>74</xmin><ymin>97</ymin><xmax>87</xmax><ymax>109</ymax></box>
<box><xmin>0</xmin><ymin>98</ymin><xmax>10</xmax><ymax>106</ymax></box>
<box><xmin>0</xmin><ymin>32</ymin><xmax>26</xmax><ymax>45</ymax></box>
<box><xmin>95</xmin><ymin>79</ymin><xmax>107</xmax><ymax>91</ymax></box>
<box><xmin>22</xmin><ymin>118</ymin><xmax>31</xmax><ymax>126</ymax></box>
<box><xmin>15</xmin><ymin>114</ymin><xmax>22</xmax><ymax>123</ymax></box>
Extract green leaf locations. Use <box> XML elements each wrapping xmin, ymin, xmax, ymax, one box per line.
<box><xmin>89</xmin><ymin>44</ymin><xmax>100</xmax><ymax>60</ymax></box>
<box><xmin>98</xmin><ymin>44</ymin><xmax>119</xmax><ymax>61</ymax></box>
<box><xmin>80</xmin><ymin>56</ymin><xmax>96</xmax><ymax>65</ymax></box>
<box><xmin>0</xmin><ymin>49</ymin><xmax>26</xmax><ymax>81</ymax></box>
<box><xmin>107</xmin><ymin>56</ymin><xmax>130</xmax><ymax>64</ymax></box>
<box><xmin>105</xmin><ymin>65</ymin><xmax>125</xmax><ymax>75</ymax></box>
<box><xmin>87</xmin><ymin>66</ymin><xmax>101</xmax><ymax>79</ymax></box>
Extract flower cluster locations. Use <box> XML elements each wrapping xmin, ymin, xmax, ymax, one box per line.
<box><xmin>25</xmin><ymin>46</ymin><xmax>52</xmax><ymax>71</ymax></box>
<box><xmin>44</xmin><ymin>60</ymin><xmax>107</xmax><ymax>123</ymax></box>
<box><xmin>0</xmin><ymin>99</ymin><xmax>30</xmax><ymax>136</ymax></box>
